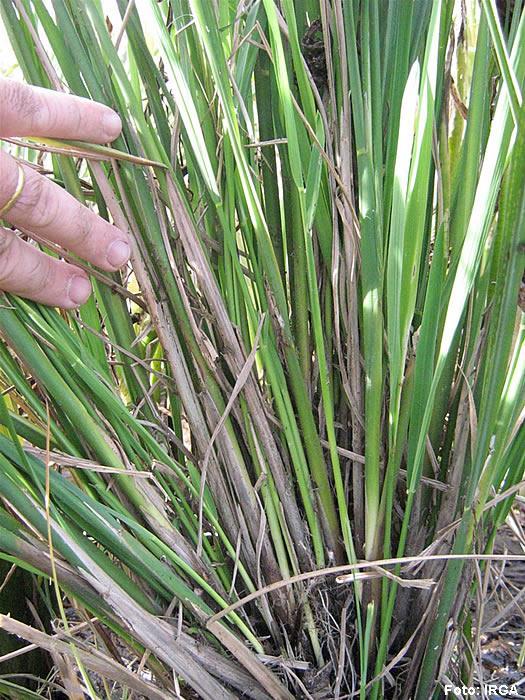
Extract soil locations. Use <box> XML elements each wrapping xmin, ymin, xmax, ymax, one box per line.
<box><xmin>478</xmin><ymin>502</ymin><xmax>525</xmax><ymax>698</ymax></box>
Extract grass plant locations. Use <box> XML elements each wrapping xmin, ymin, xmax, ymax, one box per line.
<box><xmin>0</xmin><ymin>0</ymin><xmax>524</xmax><ymax>697</ymax></box>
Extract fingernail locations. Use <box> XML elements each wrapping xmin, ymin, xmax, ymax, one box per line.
<box><xmin>102</xmin><ymin>110</ymin><xmax>122</xmax><ymax>140</ymax></box>
<box><xmin>67</xmin><ymin>275</ymin><xmax>91</xmax><ymax>306</ymax></box>
<box><xmin>106</xmin><ymin>239</ymin><xmax>130</xmax><ymax>268</ymax></box>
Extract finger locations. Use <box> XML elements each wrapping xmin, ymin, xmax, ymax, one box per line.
<box><xmin>0</xmin><ymin>78</ymin><xmax>122</xmax><ymax>143</ymax></box>
<box><xmin>0</xmin><ymin>228</ymin><xmax>92</xmax><ymax>309</ymax></box>
<box><xmin>0</xmin><ymin>151</ymin><xmax>130</xmax><ymax>272</ymax></box>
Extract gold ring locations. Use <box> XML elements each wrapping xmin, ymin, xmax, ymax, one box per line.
<box><xmin>0</xmin><ymin>161</ymin><xmax>25</xmax><ymax>218</ymax></box>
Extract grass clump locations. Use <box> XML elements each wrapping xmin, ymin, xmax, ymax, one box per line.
<box><xmin>0</xmin><ymin>0</ymin><xmax>524</xmax><ymax>697</ymax></box>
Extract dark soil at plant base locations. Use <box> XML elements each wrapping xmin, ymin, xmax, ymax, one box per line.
<box><xmin>477</xmin><ymin>502</ymin><xmax>525</xmax><ymax>698</ymax></box>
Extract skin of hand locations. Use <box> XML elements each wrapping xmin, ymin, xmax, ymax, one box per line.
<box><xmin>0</xmin><ymin>78</ymin><xmax>130</xmax><ymax>309</ymax></box>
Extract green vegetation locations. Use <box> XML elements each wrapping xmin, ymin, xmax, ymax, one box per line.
<box><xmin>0</xmin><ymin>0</ymin><xmax>524</xmax><ymax>697</ymax></box>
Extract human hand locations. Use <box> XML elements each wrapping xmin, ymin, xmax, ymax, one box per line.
<box><xmin>0</xmin><ymin>78</ymin><xmax>130</xmax><ymax>308</ymax></box>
